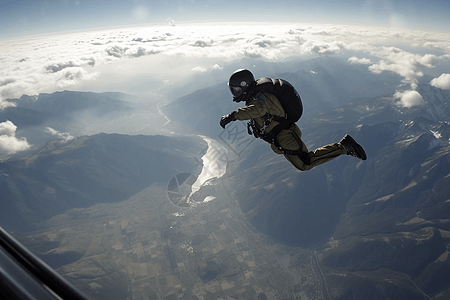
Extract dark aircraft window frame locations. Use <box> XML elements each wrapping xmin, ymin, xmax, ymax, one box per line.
<box><xmin>0</xmin><ymin>226</ymin><xmax>89</xmax><ymax>300</ymax></box>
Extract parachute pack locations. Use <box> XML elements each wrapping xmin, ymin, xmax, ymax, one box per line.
<box><xmin>246</xmin><ymin>77</ymin><xmax>303</xmax><ymax>142</ymax></box>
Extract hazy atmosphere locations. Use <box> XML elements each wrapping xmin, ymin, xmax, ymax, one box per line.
<box><xmin>1</xmin><ymin>1</ymin><xmax>450</xmax><ymax>299</ymax></box>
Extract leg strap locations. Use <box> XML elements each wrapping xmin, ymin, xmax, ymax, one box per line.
<box><xmin>273</xmin><ymin>133</ymin><xmax>311</xmax><ymax>165</ymax></box>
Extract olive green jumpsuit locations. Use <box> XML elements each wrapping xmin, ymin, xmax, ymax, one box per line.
<box><xmin>233</xmin><ymin>91</ymin><xmax>347</xmax><ymax>171</ymax></box>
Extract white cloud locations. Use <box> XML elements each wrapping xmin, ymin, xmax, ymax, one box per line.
<box><xmin>0</xmin><ymin>120</ymin><xmax>31</xmax><ymax>159</ymax></box>
<box><xmin>370</xmin><ymin>48</ymin><xmax>416</xmax><ymax>77</ymax></box>
<box><xmin>0</xmin><ymin>23</ymin><xmax>449</xmax><ymax>100</ymax></box>
<box><xmin>0</xmin><ymin>96</ymin><xmax>16</xmax><ymax>110</ymax></box>
<box><xmin>366</xmin><ymin>47</ymin><xmax>442</xmax><ymax>91</ymax></box>
<box><xmin>419</xmin><ymin>54</ymin><xmax>439</xmax><ymax>68</ymax></box>
<box><xmin>166</xmin><ymin>18</ymin><xmax>176</xmax><ymax>26</ymax></box>
<box><xmin>430</xmin><ymin>73</ymin><xmax>450</xmax><ymax>90</ymax></box>
<box><xmin>45</xmin><ymin>127</ymin><xmax>74</xmax><ymax>142</ymax></box>
<box><xmin>55</xmin><ymin>67</ymin><xmax>99</xmax><ymax>88</ymax></box>
<box><xmin>0</xmin><ymin>120</ymin><xmax>17</xmax><ymax>136</ymax></box>
<box><xmin>192</xmin><ymin>64</ymin><xmax>223</xmax><ymax>73</ymax></box>
<box><xmin>394</xmin><ymin>90</ymin><xmax>424</xmax><ymax>108</ymax></box>
<box><xmin>348</xmin><ymin>56</ymin><xmax>372</xmax><ymax>65</ymax></box>
<box><xmin>305</xmin><ymin>41</ymin><xmax>344</xmax><ymax>55</ymax></box>
<box><xmin>192</xmin><ymin>66</ymin><xmax>207</xmax><ymax>73</ymax></box>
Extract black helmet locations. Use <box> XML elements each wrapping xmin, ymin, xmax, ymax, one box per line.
<box><xmin>228</xmin><ymin>69</ymin><xmax>255</xmax><ymax>98</ymax></box>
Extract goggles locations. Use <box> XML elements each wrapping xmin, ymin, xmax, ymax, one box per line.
<box><xmin>229</xmin><ymin>85</ymin><xmax>243</xmax><ymax>97</ymax></box>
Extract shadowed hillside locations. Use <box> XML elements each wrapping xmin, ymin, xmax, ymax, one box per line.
<box><xmin>0</xmin><ymin>133</ymin><xmax>206</xmax><ymax>231</ymax></box>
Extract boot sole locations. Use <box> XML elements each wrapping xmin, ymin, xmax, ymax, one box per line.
<box><xmin>345</xmin><ymin>135</ymin><xmax>367</xmax><ymax>160</ymax></box>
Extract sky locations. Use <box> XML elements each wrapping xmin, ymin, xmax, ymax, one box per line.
<box><xmin>0</xmin><ymin>0</ymin><xmax>450</xmax><ymax>157</ymax></box>
<box><xmin>1</xmin><ymin>0</ymin><xmax>450</xmax><ymax>39</ymax></box>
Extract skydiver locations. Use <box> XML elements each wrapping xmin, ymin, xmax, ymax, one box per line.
<box><xmin>219</xmin><ymin>69</ymin><xmax>366</xmax><ymax>171</ymax></box>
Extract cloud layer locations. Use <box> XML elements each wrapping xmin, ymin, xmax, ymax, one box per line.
<box><xmin>46</xmin><ymin>127</ymin><xmax>74</xmax><ymax>142</ymax></box>
<box><xmin>1</xmin><ymin>23</ymin><xmax>449</xmax><ymax>105</ymax></box>
<box><xmin>430</xmin><ymin>73</ymin><xmax>450</xmax><ymax>90</ymax></box>
<box><xmin>394</xmin><ymin>90</ymin><xmax>425</xmax><ymax>108</ymax></box>
<box><xmin>0</xmin><ymin>120</ymin><xmax>31</xmax><ymax>159</ymax></box>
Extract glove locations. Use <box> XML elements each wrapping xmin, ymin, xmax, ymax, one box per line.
<box><xmin>220</xmin><ymin>112</ymin><xmax>236</xmax><ymax>129</ymax></box>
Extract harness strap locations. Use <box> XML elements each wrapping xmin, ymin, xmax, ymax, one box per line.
<box><xmin>252</xmin><ymin>114</ymin><xmax>291</xmax><ymax>142</ymax></box>
<box><xmin>273</xmin><ymin>130</ymin><xmax>311</xmax><ymax>165</ymax></box>
<box><xmin>247</xmin><ymin>116</ymin><xmax>310</xmax><ymax>165</ymax></box>
<box><xmin>263</xmin><ymin>118</ymin><xmax>292</xmax><ymax>142</ymax></box>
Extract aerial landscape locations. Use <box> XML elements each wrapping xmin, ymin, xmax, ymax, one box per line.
<box><xmin>1</xmin><ymin>1</ymin><xmax>450</xmax><ymax>299</ymax></box>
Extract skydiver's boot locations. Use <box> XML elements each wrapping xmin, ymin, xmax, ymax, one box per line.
<box><xmin>339</xmin><ymin>135</ymin><xmax>367</xmax><ymax>160</ymax></box>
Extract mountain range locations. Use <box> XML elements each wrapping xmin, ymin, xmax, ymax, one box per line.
<box><xmin>161</xmin><ymin>55</ymin><xmax>403</xmax><ymax>139</ymax></box>
<box><xmin>162</xmin><ymin>56</ymin><xmax>450</xmax><ymax>299</ymax></box>
<box><xmin>1</xmin><ymin>91</ymin><xmax>137</xmax><ymax>156</ymax></box>
<box><xmin>223</xmin><ymin>84</ymin><xmax>450</xmax><ymax>299</ymax></box>
<box><xmin>1</xmin><ymin>55</ymin><xmax>450</xmax><ymax>299</ymax></box>
<box><xmin>0</xmin><ymin>133</ymin><xmax>205</xmax><ymax>231</ymax></box>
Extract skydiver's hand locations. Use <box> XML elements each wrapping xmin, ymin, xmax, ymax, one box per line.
<box><xmin>220</xmin><ymin>112</ymin><xmax>236</xmax><ymax>129</ymax></box>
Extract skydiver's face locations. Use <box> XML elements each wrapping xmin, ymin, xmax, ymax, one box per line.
<box><xmin>229</xmin><ymin>85</ymin><xmax>243</xmax><ymax>97</ymax></box>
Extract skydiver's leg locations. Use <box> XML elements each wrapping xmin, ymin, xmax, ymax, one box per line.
<box><xmin>275</xmin><ymin>125</ymin><xmax>346</xmax><ymax>171</ymax></box>
<box><xmin>270</xmin><ymin>143</ymin><xmax>283</xmax><ymax>154</ymax></box>
<box><xmin>303</xmin><ymin>143</ymin><xmax>346</xmax><ymax>170</ymax></box>
<box><xmin>274</xmin><ymin>125</ymin><xmax>310</xmax><ymax>171</ymax></box>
